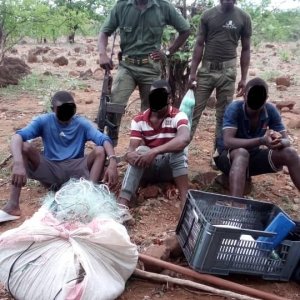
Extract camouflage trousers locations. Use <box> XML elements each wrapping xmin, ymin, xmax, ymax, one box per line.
<box><xmin>107</xmin><ymin>59</ymin><xmax>161</xmax><ymax>146</ymax></box>
<box><xmin>191</xmin><ymin>59</ymin><xmax>237</xmax><ymax>148</ymax></box>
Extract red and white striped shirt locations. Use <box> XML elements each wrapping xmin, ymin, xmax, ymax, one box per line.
<box><xmin>130</xmin><ymin>106</ymin><xmax>189</xmax><ymax>148</ymax></box>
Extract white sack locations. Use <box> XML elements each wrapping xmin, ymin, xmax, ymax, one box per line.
<box><xmin>0</xmin><ymin>207</ymin><xmax>138</xmax><ymax>300</ymax></box>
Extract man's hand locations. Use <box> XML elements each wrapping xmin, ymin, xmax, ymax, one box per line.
<box><xmin>236</xmin><ymin>79</ymin><xmax>246</xmax><ymax>97</ymax></box>
<box><xmin>269</xmin><ymin>130</ymin><xmax>290</xmax><ymax>150</ymax></box>
<box><xmin>103</xmin><ymin>161</ymin><xmax>118</xmax><ymax>188</ymax></box>
<box><xmin>262</xmin><ymin>130</ymin><xmax>290</xmax><ymax>150</ymax></box>
<box><xmin>150</xmin><ymin>50</ymin><xmax>165</xmax><ymax>62</ymax></box>
<box><xmin>126</xmin><ymin>151</ymin><xmax>140</xmax><ymax>166</ymax></box>
<box><xmin>187</xmin><ymin>75</ymin><xmax>197</xmax><ymax>90</ymax></box>
<box><xmin>11</xmin><ymin>162</ymin><xmax>27</xmax><ymax>188</ymax></box>
<box><xmin>134</xmin><ymin>150</ymin><xmax>157</xmax><ymax>168</ymax></box>
<box><xmin>126</xmin><ymin>150</ymin><xmax>157</xmax><ymax>168</ymax></box>
<box><xmin>99</xmin><ymin>53</ymin><xmax>113</xmax><ymax>70</ymax></box>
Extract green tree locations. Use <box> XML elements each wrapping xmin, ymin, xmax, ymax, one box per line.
<box><xmin>0</xmin><ymin>0</ymin><xmax>29</xmax><ymax>62</ymax></box>
<box><xmin>162</xmin><ymin>0</ymin><xmax>213</xmax><ymax>106</ymax></box>
<box><xmin>53</xmin><ymin>0</ymin><xmax>115</xmax><ymax>43</ymax></box>
<box><xmin>0</xmin><ymin>0</ymin><xmax>57</xmax><ymax>61</ymax></box>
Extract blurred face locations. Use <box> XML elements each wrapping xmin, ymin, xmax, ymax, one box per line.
<box><xmin>220</xmin><ymin>0</ymin><xmax>236</xmax><ymax>12</ymax></box>
<box><xmin>54</xmin><ymin>103</ymin><xmax>76</xmax><ymax>122</ymax></box>
<box><xmin>149</xmin><ymin>88</ymin><xmax>169</xmax><ymax>113</ymax></box>
<box><xmin>245</xmin><ymin>85</ymin><xmax>267</xmax><ymax>116</ymax></box>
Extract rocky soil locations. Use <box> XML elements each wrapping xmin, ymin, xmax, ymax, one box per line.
<box><xmin>0</xmin><ymin>37</ymin><xmax>300</xmax><ymax>299</ymax></box>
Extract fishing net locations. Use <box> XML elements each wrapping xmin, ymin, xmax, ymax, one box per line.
<box><xmin>43</xmin><ymin>178</ymin><xmax>122</xmax><ymax>224</ymax></box>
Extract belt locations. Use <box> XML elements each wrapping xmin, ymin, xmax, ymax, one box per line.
<box><xmin>202</xmin><ymin>59</ymin><xmax>236</xmax><ymax>71</ymax></box>
<box><xmin>124</xmin><ymin>55</ymin><xmax>149</xmax><ymax>66</ymax></box>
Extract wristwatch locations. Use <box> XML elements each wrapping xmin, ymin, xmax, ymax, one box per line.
<box><xmin>107</xmin><ymin>155</ymin><xmax>117</xmax><ymax>162</ymax></box>
<box><xmin>165</xmin><ymin>50</ymin><xmax>171</xmax><ymax>58</ymax></box>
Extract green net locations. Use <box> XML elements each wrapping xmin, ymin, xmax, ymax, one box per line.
<box><xmin>43</xmin><ymin>178</ymin><xmax>122</xmax><ymax>224</ymax></box>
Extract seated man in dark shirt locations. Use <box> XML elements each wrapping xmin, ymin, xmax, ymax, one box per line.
<box><xmin>214</xmin><ymin>77</ymin><xmax>300</xmax><ymax>197</ymax></box>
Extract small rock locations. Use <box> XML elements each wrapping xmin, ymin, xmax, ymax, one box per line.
<box><xmin>10</xmin><ymin>48</ymin><xmax>18</xmax><ymax>54</ymax></box>
<box><xmin>93</xmin><ymin>68</ymin><xmax>103</xmax><ymax>80</ymax></box>
<box><xmin>43</xmin><ymin>71</ymin><xmax>52</xmax><ymax>76</ymax></box>
<box><xmin>265</xmin><ymin>44</ymin><xmax>275</xmax><ymax>48</ymax></box>
<box><xmin>86</xmin><ymin>45</ymin><xmax>94</xmax><ymax>52</ymax></box>
<box><xmin>74</xmin><ymin>47</ymin><xmax>81</xmax><ymax>53</ymax></box>
<box><xmin>76</xmin><ymin>58</ymin><xmax>87</xmax><ymax>67</ymax></box>
<box><xmin>69</xmin><ymin>70</ymin><xmax>80</xmax><ymax>77</ymax></box>
<box><xmin>281</xmin><ymin>107</ymin><xmax>290</xmax><ymax>112</ymax></box>
<box><xmin>274</xmin><ymin>100</ymin><xmax>296</xmax><ymax>111</ymax></box>
<box><xmin>27</xmin><ymin>53</ymin><xmax>38</xmax><ymax>63</ymax></box>
<box><xmin>276</xmin><ymin>85</ymin><xmax>288</xmax><ymax>91</ymax></box>
<box><xmin>42</xmin><ymin>56</ymin><xmax>50</xmax><ymax>63</ymax></box>
<box><xmin>275</xmin><ymin>76</ymin><xmax>291</xmax><ymax>87</ymax></box>
<box><xmin>140</xmin><ymin>185</ymin><xmax>160</xmax><ymax>199</ymax></box>
<box><xmin>85</xmin><ymin>99</ymin><xmax>93</xmax><ymax>104</ymax></box>
<box><xmin>293</xmin><ymin>198</ymin><xmax>300</xmax><ymax>204</ymax></box>
<box><xmin>49</xmin><ymin>50</ymin><xmax>57</xmax><ymax>56</ymax></box>
<box><xmin>31</xmin><ymin>46</ymin><xmax>51</xmax><ymax>56</ymax></box>
<box><xmin>84</xmin><ymin>87</ymin><xmax>92</xmax><ymax>92</ymax></box>
<box><xmin>53</xmin><ymin>56</ymin><xmax>68</xmax><ymax>66</ymax></box>
<box><xmin>79</xmin><ymin>69</ymin><xmax>93</xmax><ymax>80</ymax></box>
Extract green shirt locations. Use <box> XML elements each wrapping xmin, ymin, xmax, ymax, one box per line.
<box><xmin>101</xmin><ymin>0</ymin><xmax>190</xmax><ymax>56</ymax></box>
<box><xmin>200</xmin><ymin>5</ymin><xmax>252</xmax><ymax>62</ymax></box>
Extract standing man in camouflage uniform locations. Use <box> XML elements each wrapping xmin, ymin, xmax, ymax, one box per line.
<box><xmin>188</xmin><ymin>0</ymin><xmax>252</xmax><ymax>157</ymax></box>
<box><xmin>98</xmin><ymin>0</ymin><xmax>190</xmax><ymax>146</ymax></box>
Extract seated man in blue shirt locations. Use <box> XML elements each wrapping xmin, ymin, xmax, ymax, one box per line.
<box><xmin>0</xmin><ymin>91</ymin><xmax>118</xmax><ymax>223</ymax></box>
<box><xmin>214</xmin><ymin>77</ymin><xmax>300</xmax><ymax>197</ymax></box>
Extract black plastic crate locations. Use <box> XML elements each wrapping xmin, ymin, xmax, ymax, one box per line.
<box><xmin>176</xmin><ymin>190</ymin><xmax>300</xmax><ymax>281</ymax></box>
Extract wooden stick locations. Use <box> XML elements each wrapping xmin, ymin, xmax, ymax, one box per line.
<box><xmin>133</xmin><ymin>269</ymin><xmax>259</xmax><ymax>300</ymax></box>
<box><xmin>139</xmin><ymin>254</ymin><xmax>287</xmax><ymax>300</ymax></box>
<box><xmin>0</xmin><ymin>154</ymin><xmax>12</xmax><ymax>169</ymax></box>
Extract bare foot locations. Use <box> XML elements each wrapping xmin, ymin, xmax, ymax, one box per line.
<box><xmin>2</xmin><ymin>203</ymin><xmax>21</xmax><ymax>216</ymax></box>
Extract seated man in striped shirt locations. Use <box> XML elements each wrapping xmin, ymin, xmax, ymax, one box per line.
<box><xmin>118</xmin><ymin>80</ymin><xmax>191</xmax><ymax>217</ymax></box>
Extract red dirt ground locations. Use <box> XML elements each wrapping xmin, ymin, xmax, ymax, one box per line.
<box><xmin>0</xmin><ymin>37</ymin><xmax>300</xmax><ymax>299</ymax></box>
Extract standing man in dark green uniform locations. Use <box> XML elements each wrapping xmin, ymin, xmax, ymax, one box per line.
<box><xmin>188</xmin><ymin>0</ymin><xmax>252</xmax><ymax>158</ymax></box>
<box><xmin>98</xmin><ymin>0</ymin><xmax>190</xmax><ymax>146</ymax></box>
